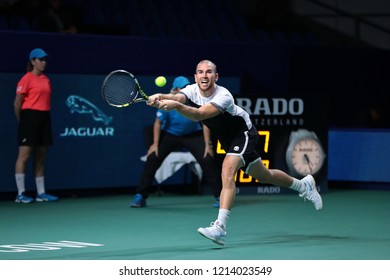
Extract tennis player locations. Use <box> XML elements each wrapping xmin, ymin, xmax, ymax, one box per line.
<box><xmin>131</xmin><ymin>76</ymin><xmax>222</xmax><ymax>208</ymax></box>
<box><xmin>147</xmin><ymin>60</ymin><xmax>323</xmax><ymax>246</ymax></box>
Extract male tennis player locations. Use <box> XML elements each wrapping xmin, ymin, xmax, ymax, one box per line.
<box><xmin>131</xmin><ymin>76</ymin><xmax>222</xmax><ymax>208</ymax></box>
<box><xmin>147</xmin><ymin>60</ymin><xmax>323</xmax><ymax>246</ymax></box>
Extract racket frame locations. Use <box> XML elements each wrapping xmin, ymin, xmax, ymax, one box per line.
<box><xmin>101</xmin><ymin>70</ymin><xmax>149</xmax><ymax>108</ymax></box>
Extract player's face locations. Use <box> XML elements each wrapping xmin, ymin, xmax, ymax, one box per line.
<box><xmin>195</xmin><ymin>62</ymin><xmax>218</xmax><ymax>95</ymax></box>
<box><xmin>32</xmin><ymin>57</ymin><xmax>48</xmax><ymax>73</ymax></box>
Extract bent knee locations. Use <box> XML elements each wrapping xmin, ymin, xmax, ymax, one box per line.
<box><xmin>221</xmin><ymin>165</ymin><xmax>237</xmax><ymax>182</ymax></box>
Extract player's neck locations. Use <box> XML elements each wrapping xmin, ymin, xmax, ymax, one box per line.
<box><xmin>31</xmin><ymin>69</ymin><xmax>43</xmax><ymax>76</ymax></box>
<box><xmin>200</xmin><ymin>85</ymin><xmax>216</xmax><ymax>98</ymax></box>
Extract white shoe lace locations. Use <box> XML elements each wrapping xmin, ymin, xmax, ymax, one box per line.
<box><xmin>209</xmin><ymin>222</ymin><xmax>225</xmax><ymax>232</ymax></box>
<box><xmin>299</xmin><ymin>189</ymin><xmax>314</xmax><ymax>201</ymax></box>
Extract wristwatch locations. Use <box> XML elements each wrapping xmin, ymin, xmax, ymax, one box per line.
<box><xmin>285</xmin><ymin>129</ymin><xmax>326</xmax><ymax>177</ymax></box>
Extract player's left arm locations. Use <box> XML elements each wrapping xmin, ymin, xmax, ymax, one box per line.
<box><xmin>160</xmin><ymin>101</ymin><xmax>220</xmax><ymax>122</ymax></box>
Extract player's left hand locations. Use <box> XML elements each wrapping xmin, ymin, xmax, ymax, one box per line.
<box><xmin>158</xmin><ymin>100</ymin><xmax>177</xmax><ymax>111</ymax></box>
<box><xmin>204</xmin><ymin>143</ymin><xmax>214</xmax><ymax>158</ymax></box>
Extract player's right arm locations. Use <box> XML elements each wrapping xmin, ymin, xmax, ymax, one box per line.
<box><xmin>147</xmin><ymin>92</ymin><xmax>186</xmax><ymax>106</ymax></box>
<box><xmin>14</xmin><ymin>94</ymin><xmax>24</xmax><ymax>123</ymax></box>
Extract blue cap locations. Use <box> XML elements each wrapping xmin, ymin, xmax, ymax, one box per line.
<box><xmin>29</xmin><ymin>48</ymin><xmax>48</xmax><ymax>60</ymax></box>
<box><xmin>172</xmin><ymin>76</ymin><xmax>190</xmax><ymax>89</ymax></box>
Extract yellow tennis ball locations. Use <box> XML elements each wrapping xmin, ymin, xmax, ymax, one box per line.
<box><xmin>155</xmin><ymin>76</ymin><xmax>167</xmax><ymax>87</ymax></box>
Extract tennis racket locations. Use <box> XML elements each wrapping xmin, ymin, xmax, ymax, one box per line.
<box><xmin>101</xmin><ymin>70</ymin><xmax>149</xmax><ymax>107</ymax></box>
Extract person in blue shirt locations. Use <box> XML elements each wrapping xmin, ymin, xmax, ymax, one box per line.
<box><xmin>131</xmin><ymin>76</ymin><xmax>222</xmax><ymax>208</ymax></box>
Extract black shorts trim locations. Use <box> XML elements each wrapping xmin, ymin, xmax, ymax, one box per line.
<box><xmin>221</xmin><ymin>126</ymin><xmax>260</xmax><ymax>168</ymax></box>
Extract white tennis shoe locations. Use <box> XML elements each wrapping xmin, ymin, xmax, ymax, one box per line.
<box><xmin>198</xmin><ymin>220</ymin><xmax>226</xmax><ymax>246</ymax></box>
<box><xmin>299</xmin><ymin>175</ymin><xmax>323</xmax><ymax>210</ymax></box>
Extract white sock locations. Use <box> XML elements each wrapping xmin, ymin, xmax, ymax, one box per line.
<box><xmin>15</xmin><ymin>173</ymin><xmax>25</xmax><ymax>195</ymax></box>
<box><xmin>289</xmin><ymin>178</ymin><xmax>305</xmax><ymax>193</ymax></box>
<box><xmin>36</xmin><ymin>176</ymin><xmax>45</xmax><ymax>195</ymax></box>
<box><xmin>217</xmin><ymin>208</ymin><xmax>230</xmax><ymax>229</ymax></box>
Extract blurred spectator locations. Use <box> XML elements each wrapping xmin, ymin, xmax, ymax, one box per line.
<box><xmin>34</xmin><ymin>0</ymin><xmax>77</xmax><ymax>34</ymax></box>
<box><xmin>0</xmin><ymin>0</ymin><xmax>18</xmax><ymax>9</ymax></box>
<box><xmin>366</xmin><ymin>97</ymin><xmax>390</xmax><ymax>128</ymax></box>
<box><xmin>0</xmin><ymin>0</ymin><xmax>39</xmax><ymax>18</ymax></box>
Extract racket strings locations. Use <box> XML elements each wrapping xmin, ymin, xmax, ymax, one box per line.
<box><xmin>103</xmin><ymin>72</ymin><xmax>138</xmax><ymax>106</ymax></box>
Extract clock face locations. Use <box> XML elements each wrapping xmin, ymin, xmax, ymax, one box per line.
<box><xmin>290</xmin><ymin>137</ymin><xmax>325</xmax><ymax>176</ymax></box>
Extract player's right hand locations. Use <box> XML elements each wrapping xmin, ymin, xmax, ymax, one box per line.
<box><xmin>147</xmin><ymin>94</ymin><xmax>162</xmax><ymax>107</ymax></box>
<box><xmin>147</xmin><ymin>143</ymin><xmax>158</xmax><ymax>156</ymax></box>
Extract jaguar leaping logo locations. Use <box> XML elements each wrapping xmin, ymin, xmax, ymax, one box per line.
<box><xmin>66</xmin><ymin>95</ymin><xmax>113</xmax><ymax>125</ymax></box>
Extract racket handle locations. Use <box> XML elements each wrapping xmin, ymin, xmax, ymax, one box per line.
<box><xmin>133</xmin><ymin>98</ymin><xmax>147</xmax><ymax>103</ymax></box>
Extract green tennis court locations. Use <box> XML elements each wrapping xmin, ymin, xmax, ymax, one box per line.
<box><xmin>1</xmin><ymin>188</ymin><xmax>389</xmax><ymax>260</ymax></box>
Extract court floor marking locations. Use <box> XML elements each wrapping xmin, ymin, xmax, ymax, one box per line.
<box><xmin>0</xmin><ymin>240</ymin><xmax>104</xmax><ymax>253</ymax></box>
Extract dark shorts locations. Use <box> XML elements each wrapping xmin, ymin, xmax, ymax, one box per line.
<box><xmin>219</xmin><ymin>125</ymin><xmax>261</xmax><ymax>169</ymax></box>
<box><xmin>18</xmin><ymin>109</ymin><xmax>53</xmax><ymax>146</ymax></box>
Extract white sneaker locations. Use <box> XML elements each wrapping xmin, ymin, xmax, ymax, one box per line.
<box><xmin>197</xmin><ymin>221</ymin><xmax>226</xmax><ymax>246</ymax></box>
<box><xmin>299</xmin><ymin>175</ymin><xmax>323</xmax><ymax>210</ymax></box>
